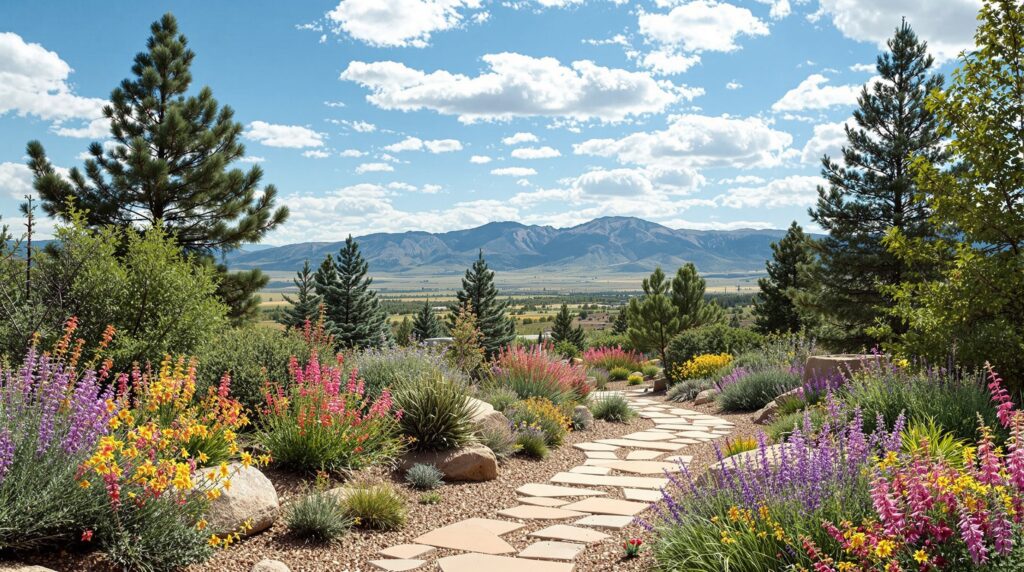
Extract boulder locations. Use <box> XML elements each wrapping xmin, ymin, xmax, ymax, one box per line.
<box><xmin>0</xmin><ymin>565</ymin><xmax>58</xmax><ymax>572</ymax></box>
<box><xmin>202</xmin><ymin>463</ymin><xmax>280</xmax><ymax>536</ymax></box>
<box><xmin>572</xmin><ymin>405</ymin><xmax>594</xmax><ymax>429</ymax></box>
<box><xmin>705</xmin><ymin>444</ymin><xmax>789</xmax><ymax>483</ymax></box>
<box><xmin>652</xmin><ymin>376</ymin><xmax>667</xmax><ymax>392</ymax></box>
<box><xmin>751</xmin><ymin>400</ymin><xmax>780</xmax><ymax>425</ymax></box>
<box><xmin>252</xmin><ymin>560</ymin><xmax>290</xmax><ymax>572</ymax></box>
<box><xmin>467</xmin><ymin>396</ymin><xmax>511</xmax><ymax>436</ymax></box>
<box><xmin>694</xmin><ymin>388</ymin><xmax>718</xmax><ymax>405</ymax></box>
<box><xmin>399</xmin><ymin>444</ymin><xmax>498</xmax><ymax>482</ymax></box>
<box><xmin>802</xmin><ymin>354</ymin><xmax>886</xmax><ymax>384</ymax></box>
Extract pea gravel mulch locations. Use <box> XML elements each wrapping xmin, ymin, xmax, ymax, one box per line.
<box><xmin>18</xmin><ymin>383</ymin><xmax>761</xmax><ymax>572</ymax></box>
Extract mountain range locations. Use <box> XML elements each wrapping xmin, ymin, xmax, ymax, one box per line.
<box><xmin>225</xmin><ymin>217</ymin><xmax>789</xmax><ymax>274</ymax></box>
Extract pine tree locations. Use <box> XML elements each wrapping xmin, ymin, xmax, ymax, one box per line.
<box><xmin>670</xmin><ymin>263</ymin><xmax>725</xmax><ymax>329</ymax></box>
<box><xmin>611</xmin><ymin>308</ymin><xmax>629</xmax><ymax>334</ymax></box>
<box><xmin>319</xmin><ymin>236</ymin><xmax>389</xmax><ymax>349</ymax></box>
<box><xmin>550</xmin><ymin>303</ymin><xmax>586</xmax><ymax>351</ymax></box>
<box><xmin>626</xmin><ymin>267</ymin><xmax>680</xmax><ymax>365</ymax></box>
<box><xmin>26</xmin><ymin>14</ymin><xmax>287</xmax><ymax>324</ymax></box>
<box><xmin>278</xmin><ymin>260</ymin><xmax>320</xmax><ymax>330</ymax></box>
<box><xmin>394</xmin><ymin>316</ymin><xmax>413</xmax><ymax>346</ymax></box>
<box><xmin>805</xmin><ymin>20</ymin><xmax>947</xmax><ymax>349</ymax></box>
<box><xmin>450</xmin><ymin>251</ymin><xmax>515</xmax><ymax>357</ymax></box>
<box><xmin>448</xmin><ymin>303</ymin><xmax>485</xmax><ymax>377</ymax></box>
<box><xmin>411</xmin><ymin>300</ymin><xmax>441</xmax><ymax>341</ymax></box>
<box><xmin>313</xmin><ymin>255</ymin><xmax>336</xmax><ymax>298</ymax></box>
<box><xmin>754</xmin><ymin>222</ymin><xmax>815</xmax><ymax>334</ymax></box>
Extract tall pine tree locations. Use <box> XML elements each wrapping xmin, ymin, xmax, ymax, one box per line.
<box><xmin>26</xmin><ymin>14</ymin><xmax>287</xmax><ymax>323</ymax></box>
<box><xmin>412</xmin><ymin>299</ymin><xmax>442</xmax><ymax>341</ymax></box>
<box><xmin>754</xmin><ymin>222</ymin><xmax>815</xmax><ymax>334</ymax></box>
<box><xmin>611</xmin><ymin>308</ymin><xmax>629</xmax><ymax>334</ymax></box>
<box><xmin>319</xmin><ymin>236</ymin><xmax>390</xmax><ymax>349</ymax></box>
<box><xmin>450</xmin><ymin>251</ymin><xmax>515</xmax><ymax>357</ymax></box>
<box><xmin>278</xmin><ymin>260</ymin><xmax>320</xmax><ymax>330</ymax></box>
<box><xmin>627</xmin><ymin>267</ymin><xmax>680</xmax><ymax>365</ymax></box>
<box><xmin>670</xmin><ymin>263</ymin><xmax>725</xmax><ymax>329</ymax></box>
<box><xmin>804</xmin><ymin>20</ymin><xmax>947</xmax><ymax>349</ymax></box>
<box><xmin>550</xmin><ymin>303</ymin><xmax>586</xmax><ymax>351</ymax></box>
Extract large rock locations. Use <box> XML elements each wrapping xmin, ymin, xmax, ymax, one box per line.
<box><xmin>399</xmin><ymin>444</ymin><xmax>498</xmax><ymax>482</ymax></box>
<box><xmin>802</xmin><ymin>354</ymin><xmax>886</xmax><ymax>383</ymax></box>
<box><xmin>705</xmin><ymin>444</ymin><xmax>789</xmax><ymax>483</ymax></box>
<box><xmin>652</xmin><ymin>376</ymin><xmax>667</xmax><ymax>392</ymax></box>
<box><xmin>752</xmin><ymin>400</ymin><xmax>780</xmax><ymax>425</ymax></box>
<box><xmin>694</xmin><ymin>388</ymin><xmax>718</xmax><ymax>405</ymax></box>
<box><xmin>202</xmin><ymin>463</ymin><xmax>280</xmax><ymax>536</ymax></box>
<box><xmin>0</xmin><ymin>565</ymin><xmax>58</xmax><ymax>572</ymax></box>
<box><xmin>252</xmin><ymin>561</ymin><xmax>290</xmax><ymax>572</ymax></box>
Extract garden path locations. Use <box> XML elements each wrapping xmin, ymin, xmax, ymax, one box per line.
<box><xmin>368</xmin><ymin>389</ymin><xmax>735</xmax><ymax>571</ymax></box>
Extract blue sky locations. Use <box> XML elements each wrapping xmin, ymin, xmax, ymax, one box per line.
<box><xmin>0</xmin><ymin>0</ymin><xmax>981</xmax><ymax>244</ymax></box>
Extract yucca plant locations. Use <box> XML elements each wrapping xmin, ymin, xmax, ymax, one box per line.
<box><xmin>395</xmin><ymin>374</ymin><xmax>477</xmax><ymax>452</ymax></box>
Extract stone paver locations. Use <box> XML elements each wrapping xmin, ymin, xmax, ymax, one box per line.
<box><xmin>370</xmin><ymin>560</ymin><xmax>426</xmax><ymax>571</ymax></box>
<box><xmin>584</xmin><ymin>451</ymin><xmax>618</xmax><ymax>460</ymax></box>
<box><xmin>437</xmin><ymin>554</ymin><xmax>574</xmax><ymax>572</ymax></box>
<box><xmin>573</xmin><ymin>442</ymin><xmax>619</xmax><ymax>452</ymax></box>
<box><xmin>529</xmin><ymin>524</ymin><xmax>610</xmax><ymax>543</ymax></box>
<box><xmin>497</xmin><ymin>505</ymin><xmax>588</xmax><ymax>520</ymax></box>
<box><xmin>663</xmin><ymin>455</ymin><xmax>693</xmax><ymax>464</ymax></box>
<box><xmin>626</xmin><ymin>450</ymin><xmax>663</xmax><ymax>460</ymax></box>
<box><xmin>583</xmin><ymin>459</ymin><xmax>683</xmax><ymax>474</ymax></box>
<box><xmin>623</xmin><ymin>488</ymin><xmax>663</xmax><ymax>502</ymax></box>
<box><xmin>560</xmin><ymin>497</ymin><xmax>651</xmax><ymax>516</ymax></box>
<box><xmin>519</xmin><ymin>540</ymin><xmax>586</xmax><ymax>562</ymax></box>
<box><xmin>573</xmin><ymin>514</ymin><xmax>636</xmax><ymax>529</ymax></box>
<box><xmin>413</xmin><ymin>523</ymin><xmax>516</xmax><ymax>554</ymax></box>
<box><xmin>518</xmin><ymin>497</ymin><xmax>569</xmax><ymax>507</ymax></box>
<box><xmin>379</xmin><ymin>544</ymin><xmax>436</xmax><ymax>559</ymax></box>
<box><xmin>621</xmin><ymin>431</ymin><xmax>676</xmax><ymax>441</ymax></box>
<box><xmin>569</xmin><ymin>465</ymin><xmax>611</xmax><ymax>475</ymax></box>
<box><xmin>516</xmin><ymin>483</ymin><xmax>606</xmax><ymax>497</ymax></box>
<box><xmin>595</xmin><ymin>439</ymin><xmax>686</xmax><ymax>451</ymax></box>
<box><xmin>550</xmin><ymin>471</ymin><xmax>669</xmax><ymax>489</ymax></box>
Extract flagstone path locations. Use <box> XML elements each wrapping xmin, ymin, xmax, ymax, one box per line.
<box><xmin>368</xmin><ymin>389</ymin><xmax>735</xmax><ymax>571</ymax></box>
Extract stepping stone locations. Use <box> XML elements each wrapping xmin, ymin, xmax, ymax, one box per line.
<box><xmin>561</xmin><ymin>497</ymin><xmax>651</xmax><ymax>516</ymax></box>
<box><xmin>370</xmin><ymin>560</ymin><xmax>426</xmax><ymax>571</ymax></box>
<box><xmin>574</xmin><ymin>442</ymin><xmax>619</xmax><ymax>452</ymax></box>
<box><xmin>626</xmin><ymin>450</ymin><xmax>663</xmax><ymax>460</ymax></box>
<box><xmin>497</xmin><ymin>505</ymin><xmax>588</xmax><ymax>520</ymax></box>
<box><xmin>621</xmin><ymin>432</ymin><xmax>676</xmax><ymax>442</ymax></box>
<box><xmin>518</xmin><ymin>497</ymin><xmax>569</xmax><ymax>507</ymax></box>
<box><xmin>529</xmin><ymin>524</ymin><xmax>609</xmax><ymax>544</ymax></box>
<box><xmin>656</xmin><ymin>424</ymin><xmax>695</xmax><ymax>431</ymax></box>
<box><xmin>574</xmin><ymin>514</ymin><xmax>636</xmax><ymax>529</ymax></box>
<box><xmin>672</xmin><ymin>438</ymin><xmax>701</xmax><ymax>445</ymax></box>
<box><xmin>693</xmin><ymin>418</ymin><xmax>732</xmax><ymax>425</ymax></box>
<box><xmin>570</xmin><ymin>465</ymin><xmax>611</xmax><ymax>475</ymax></box>
<box><xmin>596</xmin><ymin>439</ymin><xmax>685</xmax><ymax>451</ymax></box>
<box><xmin>459</xmin><ymin>518</ymin><xmax>526</xmax><ymax>535</ymax></box>
<box><xmin>379</xmin><ymin>544</ymin><xmax>435</xmax><ymax>559</ymax></box>
<box><xmin>623</xmin><ymin>488</ymin><xmax>663</xmax><ymax>502</ymax></box>
<box><xmin>584</xmin><ymin>460</ymin><xmax>682</xmax><ymax>474</ymax></box>
<box><xmin>550</xmin><ymin>472</ymin><xmax>669</xmax><ymax>489</ymax></box>
<box><xmin>438</xmin><ymin>554</ymin><xmax>574</xmax><ymax>572</ymax></box>
<box><xmin>663</xmin><ymin>455</ymin><xmax>693</xmax><ymax>464</ymax></box>
<box><xmin>519</xmin><ymin>540</ymin><xmax>585</xmax><ymax>562</ymax></box>
<box><xmin>517</xmin><ymin>483</ymin><xmax>606</xmax><ymax>497</ymax></box>
<box><xmin>413</xmin><ymin>522</ymin><xmax>517</xmax><ymax>554</ymax></box>
<box><xmin>585</xmin><ymin>451</ymin><xmax>618</xmax><ymax>460</ymax></box>
<box><xmin>670</xmin><ymin>408</ymin><xmax>699</xmax><ymax>415</ymax></box>
<box><xmin>676</xmin><ymin>430</ymin><xmax>717</xmax><ymax>439</ymax></box>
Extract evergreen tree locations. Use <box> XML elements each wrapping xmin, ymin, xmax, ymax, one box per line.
<box><xmin>26</xmin><ymin>14</ymin><xmax>287</xmax><ymax>323</ymax></box>
<box><xmin>805</xmin><ymin>20</ymin><xmax>947</xmax><ymax>349</ymax></box>
<box><xmin>550</xmin><ymin>303</ymin><xmax>586</xmax><ymax>351</ymax></box>
<box><xmin>411</xmin><ymin>300</ymin><xmax>441</xmax><ymax>341</ymax></box>
<box><xmin>754</xmin><ymin>222</ymin><xmax>815</xmax><ymax>334</ymax></box>
<box><xmin>278</xmin><ymin>260</ymin><xmax>319</xmax><ymax>330</ymax></box>
<box><xmin>611</xmin><ymin>308</ymin><xmax>629</xmax><ymax>334</ymax></box>
<box><xmin>313</xmin><ymin>255</ymin><xmax>335</xmax><ymax>298</ymax></box>
<box><xmin>394</xmin><ymin>316</ymin><xmax>413</xmax><ymax>347</ymax></box>
<box><xmin>626</xmin><ymin>267</ymin><xmax>680</xmax><ymax>366</ymax></box>
<box><xmin>319</xmin><ymin>236</ymin><xmax>389</xmax><ymax>349</ymax></box>
<box><xmin>670</xmin><ymin>263</ymin><xmax>725</xmax><ymax>329</ymax></box>
<box><xmin>448</xmin><ymin>303</ymin><xmax>485</xmax><ymax>377</ymax></box>
<box><xmin>450</xmin><ymin>251</ymin><xmax>515</xmax><ymax>357</ymax></box>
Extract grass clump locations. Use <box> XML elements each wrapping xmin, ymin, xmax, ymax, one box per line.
<box><xmin>507</xmin><ymin>397</ymin><xmax>571</xmax><ymax>447</ymax></box>
<box><xmin>285</xmin><ymin>488</ymin><xmax>352</xmax><ymax>542</ymax></box>
<box><xmin>515</xmin><ymin>427</ymin><xmax>550</xmax><ymax>459</ymax></box>
<box><xmin>478</xmin><ymin>423</ymin><xmax>520</xmax><ymax>459</ymax></box>
<box><xmin>667</xmin><ymin>378</ymin><xmax>712</xmax><ymax>402</ymax></box>
<box><xmin>477</xmin><ymin>386</ymin><xmax>519</xmax><ymax>412</ymax></box>
<box><xmin>609</xmin><ymin>367</ymin><xmax>630</xmax><ymax>381</ymax></box>
<box><xmin>404</xmin><ymin>463</ymin><xmax>444</xmax><ymax>490</ymax></box>
<box><xmin>341</xmin><ymin>483</ymin><xmax>407</xmax><ymax>531</ymax></box>
<box><xmin>717</xmin><ymin>370</ymin><xmax>801</xmax><ymax>412</ymax></box>
<box><xmin>419</xmin><ymin>491</ymin><xmax>442</xmax><ymax>505</ymax></box>
<box><xmin>571</xmin><ymin>406</ymin><xmax>594</xmax><ymax>430</ymax></box>
<box><xmin>722</xmin><ymin>436</ymin><xmax>758</xmax><ymax>458</ymax></box>
<box><xmin>395</xmin><ymin>375</ymin><xmax>476</xmax><ymax>452</ymax></box>
<box><xmin>627</xmin><ymin>373</ymin><xmax>644</xmax><ymax>385</ymax></box>
<box><xmin>642</xmin><ymin>364</ymin><xmax>661</xmax><ymax>378</ymax></box>
<box><xmin>590</xmin><ymin>394</ymin><xmax>635</xmax><ymax>422</ymax></box>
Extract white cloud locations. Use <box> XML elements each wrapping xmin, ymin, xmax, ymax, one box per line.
<box><xmin>638</xmin><ymin>1</ymin><xmax>770</xmax><ymax>53</ymax></box>
<box><xmin>718</xmin><ymin>174</ymin><xmax>765</xmax><ymax>185</ymax></box>
<box><xmin>303</xmin><ymin>149</ymin><xmax>332</xmax><ymax>158</ymax></box>
<box><xmin>771</xmin><ymin>74</ymin><xmax>862</xmax><ymax>112</ymax></box>
<box><xmin>801</xmin><ymin>119</ymin><xmax>852</xmax><ymax>164</ymax></box>
<box><xmin>718</xmin><ymin>175</ymin><xmax>824</xmax><ymax>208</ymax></box>
<box><xmin>388</xmin><ymin>181</ymin><xmax>443</xmax><ymax>193</ymax></box>
<box><xmin>331</xmin><ymin>119</ymin><xmax>377</xmax><ymax>133</ymax></box>
<box><xmin>573</xmin><ymin>114</ymin><xmax>795</xmax><ymax>169</ymax></box>
<box><xmin>638</xmin><ymin>49</ymin><xmax>702</xmax><ymax>76</ymax></box>
<box><xmin>0</xmin><ymin>162</ymin><xmax>33</xmax><ymax>199</ymax></box>
<box><xmin>849</xmin><ymin>62</ymin><xmax>875</xmax><ymax>73</ymax></box>
<box><xmin>491</xmin><ymin>167</ymin><xmax>537</xmax><ymax>176</ymax></box>
<box><xmin>726</xmin><ymin>81</ymin><xmax>742</xmax><ymax>90</ymax></box>
<box><xmin>339</xmin><ymin>149</ymin><xmax>367</xmax><ymax>158</ymax></box>
<box><xmin>384</xmin><ymin>136</ymin><xmax>424</xmax><ymax>152</ymax></box>
<box><xmin>355</xmin><ymin>162</ymin><xmax>395</xmax><ymax>174</ymax></box>
<box><xmin>326</xmin><ymin>0</ymin><xmax>483</xmax><ymax>48</ymax></box>
<box><xmin>245</xmin><ymin>121</ymin><xmax>325</xmax><ymax>148</ymax></box>
<box><xmin>324</xmin><ymin>100</ymin><xmax>347</xmax><ymax>108</ymax></box>
<box><xmin>570</xmin><ymin>165</ymin><xmax>703</xmax><ymax>198</ymax></box>
<box><xmin>0</xmin><ymin>32</ymin><xmax>108</xmax><ymax>137</ymax></box>
<box><xmin>239</xmin><ymin>156</ymin><xmax>266</xmax><ymax>163</ymax></box>
<box><xmin>813</xmin><ymin>0</ymin><xmax>981</xmax><ymax>62</ymax></box>
<box><xmin>503</xmin><ymin>132</ymin><xmax>539</xmax><ymax>145</ymax></box>
<box><xmin>511</xmin><ymin>146</ymin><xmax>561</xmax><ymax>159</ymax></box>
<box><xmin>470</xmin><ymin>155</ymin><xmax>492</xmax><ymax>164</ymax></box>
<box><xmin>753</xmin><ymin>0</ymin><xmax>790</xmax><ymax>19</ymax></box>
<box><xmin>341</xmin><ymin>52</ymin><xmax>687</xmax><ymax>123</ymax></box>
<box><xmin>384</xmin><ymin>136</ymin><xmax>463</xmax><ymax>153</ymax></box>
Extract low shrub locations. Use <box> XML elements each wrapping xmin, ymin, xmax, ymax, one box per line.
<box><xmin>716</xmin><ymin>369</ymin><xmax>801</xmax><ymax>412</ymax></box>
<box><xmin>609</xmin><ymin>367</ymin><xmax>630</xmax><ymax>381</ymax></box>
<box><xmin>584</xmin><ymin>331</ymin><xmax>634</xmax><ymax>352</ymax></box>
<box><xmin>514</xmin><ymin>427</ymin><xmax>549</xmax><ymax>459</ymax></box>
<box><xmin>341</xmin><ymin>483</ymin><xmax>407</xmax><ymax>531</ymax></box>
<box><xmin>405</xmin><ymin>463</ymin><xmax>444</xmax><ymax>490</ymax></box>
<box><xmin>589</xmin><ymin>367</ymin><xmax>611</xmax><ymax>390</ymax></box>
<box><xmin>675</xmin><ymin>353</ymin><xmax>733</xmax><ymax>381</ymax></box>
<box><xmin>418</xmin><ymin>491</ymin><xmax>442</xmax><ymax>505</ymax></box>
<box><xmin>257</xmin><ymin>353</ymin><xmax>403</xmax><ymax>473</ymax></box>
<box><xmin>666</xmin><ymin>378</ymin><xmax>712</xmax><ymax>402</ymax></box>
<box><xmin>554</xmin><ymin>340</ymin><xmax>581</xmax><ymax>359</ymax></box>
<box><xmin>478</xmin><ymin>423</ymin><xmax>519</xmax><ymax>459</ymax></box>
<box><xmin>489</xmin><ymin>345</ymin><xmax>590</xmax><ymax>405</ymax></box>
<box><xmin>395</xmin><ymin>375</ymin><xmax>476</xmax><ymax>452</ymax></box>
<box><xmin>664</xmin><ymin>325</ymin><xmax>762</xmax><ymax>379</ymax></box>
<box><xmin>571</xmin><ymin>407</ymin><xmax>594</xmax><ymax>430</ymax></box>
<box><xmin>506</xmin><ymin>398</ymin><xmax>571</xmax><ymax>447</ymax></box>
<box><xmin>286</xmin><ymin>487</ymin><xmax>352</xmax><ymax>542</ymax></box>
<box><xmin>732</xmin><ymin>350</ymin><xmax>775</xmax><ymax>370</ymax></box>
<box><xmin>476</xmin><ymin>386</ymin><xmax>519</xmax><ymax>413</ymax></box>
<box><xmin>353</xmin><ymin>346</ymin><xmax>468</xmax><ymax>399</ymax></box>
<box><xmin>582</xmin><ymin>346</ymin><xmax>644</xmax><ymax>372</ymax></box>
<box><xmin>590</xmin><ymin>394</ymin><xmax>635</xmax><ymax>422</ymax></box>
<box><xmin>627</xmin><ymin>373</ymin><xmax>644</xmax><ymax>385</ymax></box>
<box><xmin>767</xmin><ymin>406</ymin><xmax>827</xmax><ymax>441</ymax></box>
<box><xmin>641</xmin><ymin>364</ymin><xmax>660</xmax><ymax>378</ymax></box>
<box><xmin>721</xmin><ymin>436</ymin><xmax>758</xmax><ymax>457</ymax></box>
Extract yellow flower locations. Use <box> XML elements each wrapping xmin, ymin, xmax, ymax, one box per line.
<box><xmin>79</xmin><ymin>479</ymin><xmax>90</xmax><ymax>489</ymax></box>
<box><xmin>849</xmin><ymin>532</ymin><xmax>866</xmax><ymax>550</ymax></box>
<box><xmin>198</xmin><ymin>451</ymin><xmax>209</xmax><ymax>464</ymax></box>
<box><xmin>914</xmin><ymin>549</ymin><xmax>928</xmax><ymax>564</ymax></box>
<box><xmin>875</xmin><ymin>539</ymin><xmax>895</xmax><ymax>558</ymax></box>
<box><xmin>240</xmin><ymin>451</ymin><xmax>253</xmax><ymax>467</ymax></box>
<box><xmin>196</xmin><ymin>519</ymin><xmax>208</xmax><ymax>531</ymax></box>
<box><xmin>837</xmin><ymin>563</ymin><xmax>855</xmax><ymax>572</ymax></box>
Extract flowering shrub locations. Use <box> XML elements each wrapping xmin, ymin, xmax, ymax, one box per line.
<box><xmin>257</xmin><ymin>352</ymin><xmax>404</xmax><ymax>472</ymax></box>
<box><xmin>676</xmin><ymin>353</ymin><xmax>732</xmax><ymax>381</ymax></box>
<box><xmin>490</xmin><ymin>345</ymin><xmax>590</xmax><ymax>404</ymax></box>
<box><xmin>582</xmin><ymin>346</ymin><xmax>644</xmax><ymax>372</ymax></box>
<box><xmin>507</xmin><ymin>397</ymin><xmax>571</xmax><ymax>447</ymax></box>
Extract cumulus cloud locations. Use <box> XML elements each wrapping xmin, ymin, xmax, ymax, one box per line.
<box><xmin>638</xmin><ymin>1</ymin><xmax>770</xmax><ymax>53</ymax></box>
<box><xmin>0</xmin><ymin>162</ymin><xmax>34</xmax><ymax>199</ymax></box>
<box><xmin>491</xmin><ymin>167</ymin><xmax>537</xmax><ymax>176</ymax></box>
<box><xmin>326</xmin><ymin>0</ymin><xmax>483</xmax><ymax>48</ymax></box>
<box><xmin>638</xmin><ymin>49</ymin><xmax>701</xmax><ymax>75</ymax></box>
<box><xmin>341</xmin><ymin>52</ymin><xmax>690</xmax><ymax>123</ymax></box>
<box><xmin>339</xmin><ymin>149</ymin><xmax>367</xmax><ymax>157</ymax></box>
<box><xmin>813</xmin><ymin>0</ymin><xmax>981</xmax><ymax>62</ymax></box>
<box><xmin>355</xmin><ymin>162</ymin><xmax>395</xmax><ymax>174</ymax></box>
<box><xmin>726</xmin><ymin>81</ymin><xmax>742</xmax><ymax>90</ymax></box>
<box><xmin>0</xmin><ymin>32</ymin><xmax>108</xmax><ymax>137</ymax></box>
<box><xmin>239</xmin><ymin>156</ymin><xmax>266</xmax><ymax>163</ymax></box>
<box><xmin>801</xmin><ymin>119</ymin><xmax>853</xmax><ymax>164</ymax></box>
<box><xmin>503</xmin><ymin>132</ymin><xmax>539</xmax><ymax>145</ymax></box>
<box><xmin>771</xmin><ymin>74</ymin><xmax>862</xmax><ymax>112</ymax></box>
<box><xmin>511</xmin><ymin>146</ymin><xmax>561</xmax><ymax>159</ymax></box>
<box><xmin>573</xmin><ymin>114</ymin><xmax>794</xmax><ymax>169</ymax></box>
<box><xmin>383</xmin><ymin>136</ymin><xmax>463</xmax><ymax>153</ymax></box>
<box><xmin>753</xmin><ymin>0</ymin><xmax>790</xmax><ymax>20</ymax></box>
<box><xmin>470</xmin><ymin>155</ymin><xmax>492</xmax><ymax>164</ymax></box>
<box><xmin>303</xmin><ymin>149</ymin><xmax>331</xmax><ymax>158</ymax></box>
<box><xmin>245</xmin><ymin>121</ymin><xmax>325</xmax><ymax>148</ymax></box>
<box><xmin>717</xmin><ymin>175</ymin><xmax>824</xmax><ymax>208</ymax></box>
<box><xmin>570</xmin><ymin>165</ymin><xmax>704</xmax><ymax>198</ymax></box>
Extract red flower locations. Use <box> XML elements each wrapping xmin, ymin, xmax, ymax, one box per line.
<box><xmin>81</xmin><ymin>529</ymin><xmax>94</xmax><ymax>542</ymax></box>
